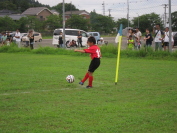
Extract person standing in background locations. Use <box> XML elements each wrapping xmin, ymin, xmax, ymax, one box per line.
<box><xmin>135</xmin><ymin>28</ymin><xmax>142</xmax><ymax>50</ymax></box>
<box><xmin>27</xmin><ymin>30</ymin><xmax>34</xmax><ymax>49</ymax></box>
<box><xmin>144</xmin><ymin>29</ymin><xmax>153</xmax><ymax>49</ymax></box>
<box><xmin>15</xmin><ymin>29</ymin><xmax>21</xmax><ymax>48</ymax></box>
<box><xmin>77</xmin><ymin>31</ymin><xmax>83</xmax><ymax>47</ymax></box>
<box><xmin>163</xmin><ymin>27</ymin><xmax>174</xmax><ymax>51</ymax></box>
<box><xmin>1</xmin><ymin>32</ymin><xmax>7</xmax><ymax>46</ymax></box>
<box><xmin>58</xmin><ymin>32</ymin><xmax>63</xmax><ymax>48</ymax></box>
<box><xmin>153</xmin><ymin>24</ymin><xmax>164</xmax><ymax>51</ymax></box>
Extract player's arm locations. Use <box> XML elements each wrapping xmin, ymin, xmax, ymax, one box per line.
<box><xmin>74</xmin><ymin>49</ymin><xmax>85</xmax><ymax>53</ymax></box>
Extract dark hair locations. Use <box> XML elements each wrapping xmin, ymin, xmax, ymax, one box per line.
<box><xmin>88</xmin><ymin>36</ymin><xmax>96</xmax><ymax>44</ymax></box>
<box><xmin>129</xmin><ymin>35</ymin><xmax>132</xmax><ymax>38</ymax></box>
<box><xmin>156</xmin><ymin>24</ymin><xmax>160</xmax><ymax>26</ymax></box>
<box><xmin>146</xmin><ymin>28</ymin><xmax>150</xmax><ymax>31</ymax></box>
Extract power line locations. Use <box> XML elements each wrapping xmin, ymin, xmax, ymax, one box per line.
<box><xmin>102</xmin><ymin>1</ymin><xmax>105</xmax><ymax>16</ymax></box>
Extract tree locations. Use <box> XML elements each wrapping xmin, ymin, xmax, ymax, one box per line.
<box><xmin>171</xmin><ymin>11</ymin><xmax>177</xmax><ymax>31</ymax></box>
<box><xmin>17</xmin><ymin>17</ymin><xmax>30</xmax><ymax>32</ymax></box>
<box><xmin>116</xmin><ymin>18</ymin><xmax>129</xmax><ymax>29</ymax></box>
<box><xmin>66</xmin><ymin>15</ymin><xmax>90</xmax><ymax>31</ymax></box>
<box><xmin>0</xmin><ymin>0</ymin><xmax>50</xmax><ymax>12</ymax></box>
<box><xmin>0</xmin><ymin>1</ymin><xmax>17</xmax><ymax>11</ymax></box>
<box><xmin>52</xmin><ymin>3</ymin><xmax>79</xmax><ymax>14</ymax></box>
<box><xmin>44</xmin><ymin>15</ymin><xmax>62</xmax><ymax>32</ymax></box>
<box><xmin>90</xmin><ymin>12</ymin><xmax>115</xmax><ymax>33</ymax></box>
<box><xmin>131</xmin><ymin>13</ymin><xmax>163</xmax><ymax>33</ymax></box>
<box><xmin>0</xmin><ymin>16</ymin><xmax>18</xmax><ymax>31</ymax></box>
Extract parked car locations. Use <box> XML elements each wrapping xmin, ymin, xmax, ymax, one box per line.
<box><xmin>173</xmin><ymin>32</ymin><xmax>177</xmax><ymax>46</ymax></box>
<box><xmin>21</xmin><ymin>33</ymin><xmax>27</xmax><ymax>41</ymax></box>
<box><xmin>87</xmin><ymin>32</ymin><xmax>101</xmax><ymax>44</ymax></box>
<box><xmin>21</xmin><ymin>32</ymin><xmax>42</xmax><ymax>42</ymax></box>
<box><xmin>52</xmin><ymin>28</ymin><xmax>89</xmax><ymax>47</ymax></box>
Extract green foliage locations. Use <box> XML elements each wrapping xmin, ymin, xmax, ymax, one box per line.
<box><xmin>52</xmin><ymin>3</ymin><xmax>79</xmax><ymax>14</ymax></box>
<box><xmin>90</xmin><ymin>12</ymin><xmax>115</xmax><ymax>33</ymax></box>
<box><xmin>0</xmin><ymin>0</ymin><xmax>50</xmax><ymax>12</ymax></box>
<box><xmin>0</xmin><ymin>16</ymin><xmax>18</xmax><ymax>31</ymax></box>
<box><xmin>25</xmin><ymin>16</ymin><xmax>44</xmax><ymax>32</ymax></box>
<box><xmin>66</xmin><ymin>15</ymin><xmax>90</xmax><ymax>31</ymax></box>
<box><xmin>116</xmin><ymin>18</ymin><xmax>129</xmax><ymax>29</ymax></box>
<box><xmin>131</xmin><ymin>13</ymin><xmax>163</xmax><ymax>32</ymax></box>
<box><xmin>1</xmin><ymin>44</ymin><xmax>177</xmax><ymax>61</ymax></box>
<box><xmin>44</xmin><ymin>15</ymin><xmax>62</xmax><ymax>32</ymax></box>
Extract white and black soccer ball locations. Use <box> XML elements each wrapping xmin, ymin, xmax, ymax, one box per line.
<box><xmin>66</xmin><ymin>75</ymin><xmax>75</xmax><ymax>83</ymax></box>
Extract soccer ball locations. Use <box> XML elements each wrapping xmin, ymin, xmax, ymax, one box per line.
<box><xmin>66</xmin><ymin>75</ymin><xmax>75</xmax><ymax>83</ymax></box>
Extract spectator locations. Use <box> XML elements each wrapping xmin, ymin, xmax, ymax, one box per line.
<box><xmin>98</xmin><ymin>38</ymin><xmax>104</xmax><ymax>45</ymax></box>
<box><xmin>14</xmin><ymin>29</ymin><xmax>21</xmax><ymax>48</ymax></box>
<box><xmin>144</xmin><ymin>29</ymin><xmax>153</xmax><ymax>49</ymax></box>
<box><xmin>58</xmin><ymin>32</ymin><xmax>63</xmax><ymax>48</ymax></box>
<box><xmin>153</xmin><ymin>24</ymin><xmax>164</xmax><ymax>51</ymax></box>
<box><xmin>27</xmin><ymin>30</ymin><xmax>34</xmax><ymax>49</ymax></box>
<box><xmin>77</xmin><ymin>31</ymin><xmax>83</xmax><ymax>47</ymax></box>
<box><xmin>6</xmin><ymin>32</ymin><xmax>12</xmax><ymax>46</ymax></box>
<box><xmin>69</xmin><ymin>40</ymin><xmax>77</xmax><ymax>47</ymax></box>
<box><xmin>135</xmin><ymin>28</ymin><xmax>142</xmax><ymax>50</ymax></box>
<box><xmin>0</xmin><ymin>32</ymin><xmax>2</xmax><ymax>43</ymax></box>
<box><xmin>163</xmin><ymin>27</ymin><xmax>174</xmax><ymax>51</ymax></box>
<box><xmin>127</xmin><ymin>35</ymin><xmax>135</xmax><ymax>50</ymax></box>
<box><xmin>1</xmin><ymin>32</ymin><xmax>7</xmax><ymax>46</ymax></box>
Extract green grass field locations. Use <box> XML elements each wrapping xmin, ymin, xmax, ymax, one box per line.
<box><xmin>0</xmin><ymin>53</ymin><xmax>177</xmax><ymax>133</ymax></box>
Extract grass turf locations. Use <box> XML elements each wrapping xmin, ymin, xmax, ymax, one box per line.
<box><xmin>0</xmin><ymin>53</ymin><xmax>177</xmax><ymax>133</ymax></box>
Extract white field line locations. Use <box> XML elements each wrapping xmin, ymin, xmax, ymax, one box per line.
<box><xmin>0</xmin><ymin>87</ymin><xmax>81</xmax><ymax>96</ymax></box>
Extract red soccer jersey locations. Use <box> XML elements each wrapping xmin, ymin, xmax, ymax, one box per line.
<box><xmin>84</xmin><ymin>45</ymin><xmax>101</xmax><ymax>59</ymax></box>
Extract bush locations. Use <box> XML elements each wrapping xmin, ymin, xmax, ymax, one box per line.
<box><xmin>0</xmin><ymin>43</ymin><xmax>177</xmax><ymax>60</ymax></box>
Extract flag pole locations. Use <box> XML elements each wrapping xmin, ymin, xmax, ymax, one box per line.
<box><xmin>115</xmin><ymin>24</ymin><xmax>123</xmax><ymax>85</ymax></box>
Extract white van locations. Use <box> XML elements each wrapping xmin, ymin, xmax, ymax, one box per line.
<box><xmin>52</xmin><ymin>28</ymin><xmax>89</xmax><ymax>47</ymax></box>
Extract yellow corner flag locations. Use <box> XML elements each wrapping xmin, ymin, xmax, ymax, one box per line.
<box><xmin>115</xmin><ymin>24</ymin><xmax>123</xmax><ymax>85</ymax></box>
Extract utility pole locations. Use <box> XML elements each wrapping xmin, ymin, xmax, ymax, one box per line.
<box><xmin>127</xmin><ymin>0</ymin><xmax>129</xmax><ymax>28</ymax></box>
<box><xmin>168</xmin><ymin>0</ymin><xmax>172</xmax><ymax>52</ymax></box>
<box><xmin>63</xmin><ymin>0</ymin><xmax>65</xmax><ymax>47</ymax></box>
<box><xmin>102</xmin><ymin>1</ymin><xmax>105</xmax><ymax>16</ymax></box>
<box><xmin>108</xmin><ymin>9</ymin><xmax>112</xmax><ymax>17</ymax></box>
<box><xmin>70</xmin><ymin>1</ymin><xmax>72</xmax><ymax>17</ymax></box>
<box><xmin>162</xmin><ymin>4</ymin><xmax>168</xmax><ymax>27</ymax></box>
<box><xmin>137</xmin><ymin>13</ymin><xmax>139</xmax><ymax>28</ymax></box>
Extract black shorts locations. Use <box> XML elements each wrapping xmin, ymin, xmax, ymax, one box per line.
<box><xmin>88</xmin><ymin>58</ymin><xmax>100</xmax><ymax>73</ymax></box>
<box><xmin>164</xmin><ymin>42</ymin><xmax>169</xmax><ymax>46</ymax></box>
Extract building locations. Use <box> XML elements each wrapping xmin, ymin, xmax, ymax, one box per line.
<box><xmin>21</xmin><ymin>7</ymin><xmax>53</xmax><ymax>21</ymax></box>
<box><xmin>0</xmin><ymin>9</ymin><xmax>25</xmax><ymax>21</ymax></box>
<box><xmin>0</xmin><ymin>14</ymin><xmax>26</xmax><ymax>21</ymax></box>
<box><xmin>0</xmin><ymin>9</ymin><xmax>17</xmax><ymax>15</ymax></box>
<box><xmin>50</xmin><ymin>10</ymin><xmax>59</xmax><ymax>15</ymax></box>
<box><xmin>65</xmin><ymin>10</ymin><xmax>90</xmax><ymax>20</ymax></box>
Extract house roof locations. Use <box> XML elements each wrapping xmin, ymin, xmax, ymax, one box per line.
<box><xmin>65</xmin><ymin>10</ymin><xmax>90</xmax><ymax>15</ymax></box>
<box><xmin>0</xmin><ymin>14</ymin><xmax>26</xmax><ymax>20</ymax></box>
<box><xmin>21</xmin><ymin>7</ymin><xmax>53</xmax><ymax>15</ymax></box>
<box><xmin>0</xmin><ymin>9</ymin><xmax>17</xmax><ymax>15</ymax></box>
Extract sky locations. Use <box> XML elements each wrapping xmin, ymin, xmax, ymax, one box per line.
<box><xmin>37</xmin><ymin>0</ymin><xmax>177</xmax><ymax>20</ymax></box>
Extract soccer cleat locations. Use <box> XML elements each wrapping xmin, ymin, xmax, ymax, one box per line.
<box><xmin>86</xmin><ymin>85</ymin><xmax>92</xmax><ymax>88</ymax></box>
<box><xmin>79</xmin><ymin>82</ymin><xmax>84</xmax><ymax>85</ymax></box>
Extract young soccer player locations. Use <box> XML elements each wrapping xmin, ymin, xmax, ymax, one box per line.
<box><xmin>127</xmin><ymin>35</ymin><xmax>135</xmax><ymax>49</ymax></box>
<box><xmin>74</xmin><ymin>36</ymin><xmax>101</xmax><ymax>88</ymax></box>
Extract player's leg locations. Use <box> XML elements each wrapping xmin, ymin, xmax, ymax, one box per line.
<box><xmin>79</xmin><ymin>71</ymin><xmax>89</xmax><ymax>85</ymax></box>
<box><xmin>86</xmin><ymin>58</ymin><xmax>100</xmax><ymax>88</ymax></box>
<box><xmin>87</xmin><ymin>71</ymin><xmax>93</xmax><ymax>88</ymax></box>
